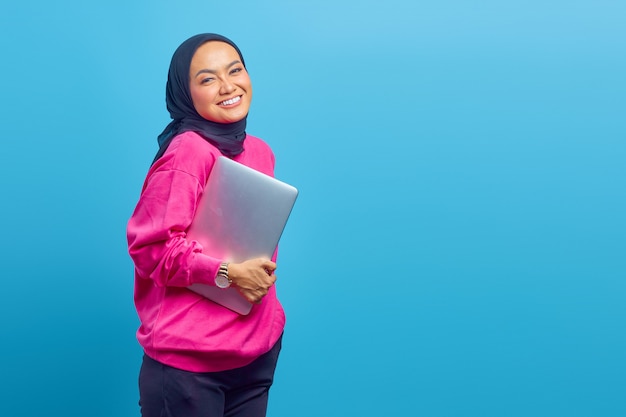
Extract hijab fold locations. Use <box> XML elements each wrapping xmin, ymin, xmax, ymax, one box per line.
<box><xmin>153</xmin><ymin>33</ymin><xmax>248</xmax><ymax>164</ymax></box>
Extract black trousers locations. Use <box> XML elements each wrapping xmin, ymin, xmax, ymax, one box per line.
<box><xmin>139</xmin><ymin>337</ymin><xmax>282</xmax><ymax>417</ymax></box>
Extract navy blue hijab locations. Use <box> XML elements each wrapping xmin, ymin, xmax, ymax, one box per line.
<box><xmin>153</xmin><ymin>34</ymin><xmax>248</xmax><ymax>164</ymax></box>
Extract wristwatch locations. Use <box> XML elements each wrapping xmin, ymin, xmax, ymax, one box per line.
<box><xmin>215</xmin><ymin>262</ymin><xmax>231</xmax><ymax>289</ymax></box>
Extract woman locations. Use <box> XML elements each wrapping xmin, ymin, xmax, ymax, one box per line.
<box><xmin>127</xmin><ymin>33</ymin><xmax>285</xmax><ymax>417</ymax></box>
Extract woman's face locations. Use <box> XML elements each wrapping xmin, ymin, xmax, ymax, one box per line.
<box><xmin>189</xmin><ymin>41</ymin><xmax>252</xmax><ymax>124</ymax></box>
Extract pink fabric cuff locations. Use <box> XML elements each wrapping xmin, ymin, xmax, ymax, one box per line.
<box><xmin>189</xmin><ymin>252</ymin><xmax>221</xmax><ymax>286</ymax></box>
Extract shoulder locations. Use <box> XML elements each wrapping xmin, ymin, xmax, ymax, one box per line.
<box><xmin>244</xmin><ymin>134</ymin><xmax>271</xmax><ymax>150</ymax></box>
<box><xmin>241</xmin><ymin>135</ymin><xmax>275</xmax><ymax>167</ymax></box>
<box><xmin>245</xmin><ymin>134</ymin><xmax>274</xmax><ymax>157</ymax></box>
<box><xmin>237</xmin><ymin>134</ymin><xmax>276</xmax><ymax>176</ymax></box>
<box><xmin>150</xmin><ymin>131</ymin><xmax>220</xmax><ymax>185</ymax></box>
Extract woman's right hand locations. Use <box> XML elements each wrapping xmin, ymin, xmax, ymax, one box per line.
<box><xmin>227</xmin><ymin>258</ymin><xmax>277</xmax><ymax>304</ymax></box>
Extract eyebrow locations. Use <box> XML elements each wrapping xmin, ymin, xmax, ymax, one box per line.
<box><xmin>194</xmin><ymin>60</ymin><xmax>242</xmax><ymax>78</ymax></box>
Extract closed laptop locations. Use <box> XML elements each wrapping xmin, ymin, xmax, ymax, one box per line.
<box><xmin>187</xmin><ymin>156</ymin><xmax>298</xmax><ymax>314</ymax></box>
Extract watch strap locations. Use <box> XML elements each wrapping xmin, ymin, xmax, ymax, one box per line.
<box><xmin>218</xmin><ymin>262</ymin><xmax>230</xmax><ymax>282</ymax></box>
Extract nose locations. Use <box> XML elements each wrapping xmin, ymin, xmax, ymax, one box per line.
<box><xmin>220</xmin><ymin>78</ymin><xmax>235</xmax><ymax>94</ymax></box>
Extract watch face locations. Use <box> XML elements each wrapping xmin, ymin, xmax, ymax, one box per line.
<box><xmin>215</xmin><ymin>275</ymin><xmax>231</xmax><ymax>289</ymax></box>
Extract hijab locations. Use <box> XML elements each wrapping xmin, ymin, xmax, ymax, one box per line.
<box><xmin>152</xmin><ymin>33</ymin><xmax>248</xmax><ymax>164</ymax></box>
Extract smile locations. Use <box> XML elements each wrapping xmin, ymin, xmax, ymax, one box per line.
<box><xmin>219</xmin><ymin>96</ymin><xmax>241</xmax><ymax>106</ymax></box>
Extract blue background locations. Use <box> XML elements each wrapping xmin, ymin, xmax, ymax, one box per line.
<box><xmin>1</xmin><ymin>1</ymin><xmax>624</xmax><ymax>416</ymax></box>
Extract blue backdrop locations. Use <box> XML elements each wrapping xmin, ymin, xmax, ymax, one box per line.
<box><xmin>1</xmin><ymin>1</ymin><xmax>624</xmax><ymax>416</ymax></box>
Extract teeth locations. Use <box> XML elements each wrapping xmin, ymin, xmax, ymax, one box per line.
<box><xmin>220</xmin><ymin>96</ymin><xmax>241</xmax><ymax>106</ymax></box>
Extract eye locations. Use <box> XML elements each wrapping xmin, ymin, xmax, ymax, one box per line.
<box><xmin>229</xmin><ymin>67</ymin><xmax>243</xmax><ymax>75</ymax></box>
<box><xmin>200</xmin><ymin>77</ymin><xmax>214</xmax><ymax>84</ymax></box>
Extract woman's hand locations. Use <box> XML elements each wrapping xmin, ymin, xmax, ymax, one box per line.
<box><xmin>227</xmin><ymin>258</ymin><xmax>277</xmax><ymax>304</ymax></box>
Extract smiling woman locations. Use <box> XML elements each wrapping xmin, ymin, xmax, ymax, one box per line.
<box><xmin>126</xmin><ymin>33</ymin><xmax>286</xmax><ymax>417</ymax></box>
<box><xmin>189</xmin><ymin>41</ymin><xmax>253</xmax><ymax>124</ymax></box>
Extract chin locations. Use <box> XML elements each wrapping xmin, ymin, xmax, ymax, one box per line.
<box><xmin>223</xmin><ymin>111</ymin><xmax>249</xmax><ymax>124</ymax></box>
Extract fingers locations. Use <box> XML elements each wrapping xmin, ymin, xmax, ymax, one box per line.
<box><xmin>239</xmin><ymin>274</ymin><xmax>277</xmax><ymax>304</ymax></box>
<box><xmin>228</xmin><ymin>258</ymin><xmax>278</xmax><ymax>304</ymax></box>
<box><xmin>240</xmin><ymin>286</ymin><xmax>269</xmax><ymax>304</ymax></box>
<box><xmin>259</xmin><ymin>259</ymin><xmax>277</xmax><ymax>274</ymax></box>
<box><xmin>254</xmin><ymin>275</ymin><xmax>277</xmax><ymax>293</ymax></box>
<box><xmin>253</xmin><ymin>287</ymin><xmax>267</xmax><ymax>304</ymax></box>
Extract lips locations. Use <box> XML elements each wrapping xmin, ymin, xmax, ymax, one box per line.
<box><xmin>219</xmin><ymin>96</ymin><xmax>241</xmax><ymax>106</ymax></box>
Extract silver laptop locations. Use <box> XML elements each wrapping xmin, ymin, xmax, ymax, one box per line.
<box><xmin>186</xmin><ymin>156</ymin><xmax>298</xmax><ymax>314</ymax></box>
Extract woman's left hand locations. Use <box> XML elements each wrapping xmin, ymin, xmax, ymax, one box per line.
<box><xmin>227</xmin><ymin>258</ymin><xmax>277</xmax><ymax>304</ymax></box>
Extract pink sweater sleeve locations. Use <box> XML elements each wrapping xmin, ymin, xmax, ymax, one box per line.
<box><xmin>127</xmin><ymin>135</ymin><xmax>222</xmax><ymax>287</ymax></box>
